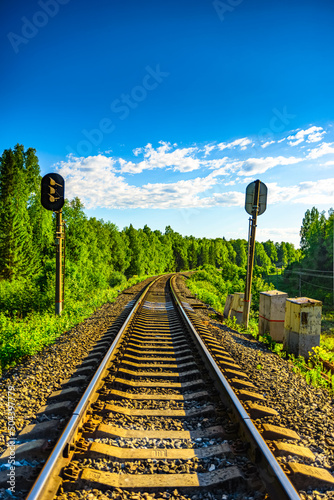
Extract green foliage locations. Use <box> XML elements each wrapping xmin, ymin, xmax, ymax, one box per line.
<box><xmin>0</xmin><ymin>275</ymin><xmax>150</xmax><ymax>373</ymax></box>
<box><xmin>109</xmin><ymin>271</ymin><xmax>127</xmax><ymax>288</ymax></box>
<box><xmin>187</xmin><ymin>265</ymin><xmax>273</xmax><ymax>316</ymax></box>
<box><xmin>0</xmin><ymin>145</ymin><xmax>51</xmax><ymax>280</ymax></box>
<box><xmin>225</xmin><ymin>314</ymin><xmax>334</xmax><ymax>394</ymax></box>
<box><xmin>268</xmin><ymin>207</ymin><xmax>334</xmax><ymax>304</ymax></box>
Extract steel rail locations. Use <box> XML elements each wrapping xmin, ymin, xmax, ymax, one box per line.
<box><xmin>170</xmin><ymin>275</ymin><xmax>300</xmax><ymax>500</ymax></box>
<box><xmin>26</xmin><ymin>276</ymin><xmax>162</xmax><ymax>500</ymax></box>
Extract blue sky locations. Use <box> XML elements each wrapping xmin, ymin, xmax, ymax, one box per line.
<box><xmin>1</xmin><ymin>0</ymin><xmax>334</xmax><ymax>246</ymax></box>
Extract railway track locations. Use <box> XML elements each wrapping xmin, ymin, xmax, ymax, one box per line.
<box><xmin>2</xmin><ymin>274</ymin><xmax>334</xmax><ymax>499</ymax></box>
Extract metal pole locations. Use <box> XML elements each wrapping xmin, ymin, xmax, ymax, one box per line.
<box><xmin>55</xmin><ymin>210</ymin><xmax>63</xmax><ymax>316</ymax></box>
<box><xmin>243</xmin><ymin>180</ymin><xmax>260</xmax><ymax>328</ymax></box>
<box><xmin>244</xmin><ymin>217</ymin><xmax>252</xmax><ymax>309</ymax></box>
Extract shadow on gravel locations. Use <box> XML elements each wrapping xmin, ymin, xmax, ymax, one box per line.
<box><xmin>213</xmin><ymin>324</ymin><xmax>271</xmax><ymax>354</ymax></box>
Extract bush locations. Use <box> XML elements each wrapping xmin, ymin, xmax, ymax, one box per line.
<box><xmin>109</xmin><ymin>271</ymin><xmax>127</xmax><ymax>287</ymax></box>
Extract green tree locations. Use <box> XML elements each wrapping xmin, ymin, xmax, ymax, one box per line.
<box><xmin>0</xmin><ymin>145</ymin><xmax>40</xmax><ymax>279</ymax></box>
<box><xmin>124</xmin><ymin>224</ymin><xmax>145</xmax><ymax>276</ymax></box>
<box><xmin>254</xmin><ymin>242</ymin><xmax>271</xmax><ymax>269</ymax></box>
<box><xmin>263</xmin><ymin>240</ymin><xmax>278</xmax><ymax>265</ymax></box>
<box><xmin>232</xmin><ymin>239</ymin><xmax>247</xmax><ymax>268</ymax></box>
<box><xmin>300</xmin><ymin>207</ymin><xmax>326</xmax><ymax>252</ymax></box>
<box><xmin>214</xmin><ymin>239</ymin><xmax>228</xmax><ymax>268</ymax></box>
<box><xmin>275</xmin><ymin>242</ymin><xmax>288</xmax><ymax>267</ymax></box>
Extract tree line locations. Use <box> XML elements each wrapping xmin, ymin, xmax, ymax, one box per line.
<box><xmin>0</xmin><ymin>145</ymin><xmax>301</xmax><ymax>316</ymax></box>
<box><xmin>281</xmin><ymin>207</ymin><xmax>334</xmax><ymax>304</ymax></box>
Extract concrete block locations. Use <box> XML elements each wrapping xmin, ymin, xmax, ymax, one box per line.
<box><xmin>283</xmin><ymin>297</ymin><xmax>322</xmax><ymax>360</ymax></box>
<box><xmin>80</xmin><ymin>466</ymin><xmax>243</xmax><ymax>489</ymax></box>
<box><xmin>0</xmin><ymin>465</ymin><xmax>38</xmax><ymax>489</ymax></box>
<box><xmin>288</xmin><ymin>462</ymin><xmax>334</xmax><ymax>488</ymax></box>
<box><xmin>262</xmin><ymin>423</ymin><xmax>299</xmax><ymax>441</ymax></box>
<box><xmin>223</xmin><ymin>294</ymin><xmax>234</xmax><ymax>318</ymax></box>
<box><xmin>273</xmin><ymin>441</ymin><xmax>315</xmax><ymax>460</ymax></box>
<box><xmin>18</xmin><ymin>420</ymin><xmax>61</xmax><ymax>440</ymax></box>
<box><xmin>230</xmin><ymin>293</ymin><xmax>245</xmax><ymax>324</ymax></box>
<box><xmin>259</xmin><ymin>290</ymin><xmax>288</xmax><ymax>341</ymax></box>
<box><xmin>237</xmin><ymin>389</ymin><xmax>266</xmax><ymax>402</ymax></box>
<box><xmin>48</xmin><ymin>386</ymin><xmax>80</xmax><ymax>402</ymax></box>
<box><xmin>245</xmin><ymin>402</ymin><xmax>278</xmax><ymax>418</ymax></box>
<box><xmin>86</xmin><ymin>441</ymin><xmax>231</xmax><ymax>461</ymax></box>
<box><xmin>94</xmin><ymin>423</ymin><xmax>225</xmax><ymax>440</ymax></box>
<box><xmin>37</xmin><ymin>400</ymin><xmax>72</xmax><ymax>416</ymax></box>
<box><xmin>230</xmin><ymin>378</ymin><xmax>256</xmax><ymax>390</ymax></box>
<box><xmin>0</xmin><ymin>439</ymin><xmax>49</xmax><ymax>464</ymax></box>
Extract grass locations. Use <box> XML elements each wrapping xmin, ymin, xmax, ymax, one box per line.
<box><xmin>321</xmin><ymin>310</ymin><xmax>334</xmax><ymax>361</ymax></box>
<box><xmin>223</xmin><ymin>315</ymin><xmax>334</xmax><ymax>394</ymax></box>
<box><xmin>0</xmin><ymin>274</ymin><xmax>150</xmax><ymax>375</ymax></box>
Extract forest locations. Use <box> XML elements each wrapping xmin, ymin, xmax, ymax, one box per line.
<box><xmin>0</xmin><ymin>145</ymin><xmax>332</xmax><ymax>371</ymax></box>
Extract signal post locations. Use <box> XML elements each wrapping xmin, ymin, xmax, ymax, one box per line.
<box><xmin>41</xmin><ymin>173</ymin><xmax>65</xmax><ymax>316</ymax></box>
<box><xmin>243</xmin><ymin>180</ymin><xmax>267</xmax><ymax>328</ymax></box>
<box><xmin>55</xmin><ymin>209</ymin><xmax>65</xmax><ymax>315</ymax></box>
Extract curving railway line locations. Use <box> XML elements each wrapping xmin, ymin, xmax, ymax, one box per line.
<box><xmin>2</xmin><ymin>274</ymin><xmax>334</xmax><ymax>500</ymax></box>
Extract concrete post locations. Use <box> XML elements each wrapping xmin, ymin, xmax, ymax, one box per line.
<box><xmin>231</xmin><ymin>292</ymin><xmax>247</xmax><ymax>325</ymax></box>
<box><xmin>259</xmin><ymin>290</ymin><xmax>288</xmax><ymax>342</ymax></box>
<box><xmin>283</xmin><ymin>297</ymin><xmax>322</xmax><ymax>360</ymax></box>
<box><xmin>223</xmin><ymin>294</ymin><xmax>234</xmax><ymax>318</ymax></box>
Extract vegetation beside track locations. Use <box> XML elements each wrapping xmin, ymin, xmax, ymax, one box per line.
<box><xmin>186</xmin><ymin>264</ymin><xmax>274</xmax><ymax>318</ymax></box>
<box><xmin>0</xmin><ymin>275</ymin><xmax>149</xmax><ymax>374</ymax></box>
<box><xmin>185</xmin><ymin>269</ymin><xmax>334</xmax><ymax>394</ymax></box>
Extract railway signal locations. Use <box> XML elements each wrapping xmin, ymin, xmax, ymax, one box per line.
<box><xmin>41</xmin><ymin>173</ymin><xmax>65</xmax><ymax>316</ymax></box>
<box><xmin>243</xmin><ymin>180</ymin><xmax>268</xmax><ymax>328</ymax></box>
<box><xmin>41</xmin><ymin>173</ymin><xmax>65</xmax><ymax>211</ymax></box>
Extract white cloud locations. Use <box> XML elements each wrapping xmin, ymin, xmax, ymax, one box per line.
<box><xmin>296</xmin><ymin>178</ymin><xmax>334</xmax><ymax>204</ymax></box>
<box><xmin>239</xmin><ymin>177</ymin><xmax>256</xmax><ymax>184</ymax></box>
<box><xmin>287</xmin><ymin>126</ymin><xmax>325</xmax><ymax>146</ymax></box>
<box><xmin>237</xmin><ymin>156</ymin><xmax>302</xmax><ymax>176</ymax></box>
<box><xmin>56</xmin><ymin>154</ymin><xmax>116</xmax><ymax>174</ymax></box>
<box><xmin>54</xmin><ymin>154</ymin><xmax>251</xmax><ymax>210</ymax></box>
<box><xmin>266</xmin><ymin>178</ymin><xmax>334</xmax><ymax>205</ymax></box>
<box><xmin>210</xmin><ymin>191</ymin><xmax>244</xmax><ymax>207</ymax></box>
<box><xmin>203</xmin><ymin>144</ymin><xmax>216</xmax><ymax>157</ymax></box>
<box><xmin>210</xmin><ymin>161</ymin><xmax>244</xmax><ymax>177</ymax></box>
<box><xmin>218</xmin><ymin>137</ymin><xmax>253</xmax><ymax>151</ymax></box>
<box><xmin>119</xmin><ymin>142</ymin><xmax>202</xmax><ymax>173</ymax></box>
<box><xmin>204</xmin><ymin>157</ymin><xmax>229</xmax><ymax>170</ymax></box>
<box><xmin>261</xmin><ymin>140</ymin><xmax>275</xmax><ymax>149</ymax></box>
<box><xmin>307</xmin><ymin>131</ymin><xmax>326</xmax><ymax>143</ymax></box>
<box><xmin>306</xmin><ymin>142</ymin><xmax>334</xmax><ymax>159</ymax></box>
<box><xmin>265</xmin><ymin>182</ymin><xmax>301</xmax><ymax>203</ymax></box>
<box><xmin>55</xmin><ymin>155</ymin><xmax>221</xmax><ymax>209</ymax></box>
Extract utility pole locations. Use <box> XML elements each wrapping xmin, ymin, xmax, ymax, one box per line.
<box><xmin>243</xmin><ymin>179</ymin><xmax>268</xmax><ymax>328</ymax></box>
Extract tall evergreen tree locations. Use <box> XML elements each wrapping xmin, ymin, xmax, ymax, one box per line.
<box><xmin>0</xmin><ymin>145</ymin><xmax>40</xmax><ymax>279</ymax></box>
